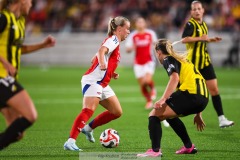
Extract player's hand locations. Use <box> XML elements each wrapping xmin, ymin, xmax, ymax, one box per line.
<box><xmin>99</xmin><ymin>63</ymin><xmax>107</xmax><ymax>71</ymax></box>
<box><xmin>3</xmin><ymin>61</ymin><xmax>17</xmax><ymax>77</ymax></box>
<box><xmin>42</xmin><ymin>35</ymin><xmax>56</xmax><ymax>48</ymax></box>
<box><xmin>210</xmin><ymin>37</ymin><xmax>222</xmax><ymax>42</ymax></box>
<box><xmin>154</xmin><ymin>98</ymin><xmax>166</xmax><ymax>109</ymax></box>
<box><xmin>194</xmin><ymin>113</ymin><xmax>205</xmax><ymax>131</ymax></box>
<box><xmin>112</xmin><ymin>72</ymin><xmax>119</xmax><ymax>79</ymax></box>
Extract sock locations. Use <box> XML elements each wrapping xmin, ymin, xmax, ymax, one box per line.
<box><xmin>83</xmin><ymin>124</ymin><xmax>93</xmax><ymax>132</ymax></box>
<box><xmin>141</xmin><ymin>85</ymin><xmax>151</xmax><ymax>102</ymax></box>
<box><xmin>148</xmin><ymin>116</ymin><xmax>161</xmax><ymax>152</ymax></box>
<box><xmin>89</xmin><ymin>111</ymin><xmax>120</xmax><ymax>129</ymax></box>
<box><xmin>212</xmin><ymin>95</ymin><xmax>224</xmax><ymax>116</ymax></box>
<box><xmin>0</xmin><ymin>117</ymin><xmax>32</xmax><ymax>150</ymax></box>
<box><xmin>148</xmin><ymin>80</ymin><xmax>155</xmax><ymax>90</ymax></box>
<box><xmin>69</xmin><ymin>108</ymin><xmax>93</xmax><ymax>139</ymax></box>
<box><xmin>166</xmin><ymin>118</ymin><xmax>192</xmax><ymax>148</ymax></box>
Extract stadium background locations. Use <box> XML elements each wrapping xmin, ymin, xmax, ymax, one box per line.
<box><xmin>22</xmin><ymin>0</ymin><xmax>240</xmax><ymax>67</ymax></box>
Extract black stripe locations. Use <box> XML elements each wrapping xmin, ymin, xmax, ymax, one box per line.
<box><xmin>201</xmin><ymin>79</ymin><xmax>207</xmax><ymax>97</ymax></box>
<box><xmin>196</xmin><ymin>78</ymin><xmax>200</xmax><ymax>95</ymax></box>
<box><xmin>191</xmin><ymin>21</ymin><xmax>199</xmax><ymax>65</ymax></box>
<box><xmin>7</xmin><ymin>16</ymin><xmax>14</xmax><ymax>65</ymax></box>
<box><xmin>198</xmin><ymin>42</ymin><xmax>204</xmax><ymax>69</ymax></box>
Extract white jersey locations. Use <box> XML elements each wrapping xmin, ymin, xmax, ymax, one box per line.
<box><xmin>82</xmin><ymin>35</ymin><xmax>120</xmax><ymax>87</ymax></box>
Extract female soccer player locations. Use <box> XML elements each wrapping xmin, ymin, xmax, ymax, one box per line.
<box><xmin>182</xmin><ymin>0</ymin><xmax>234</xmax><ymax>128</ymax></box>
<box><xmin>0</xmin><ymin>0</ymin><xmax>55</xmax><ymax>150</ymax></box>
<box><xmin>137</xmin><ymin>39</ymin><xmax>209</xmax><ymax>157</ymax></box>
<box><xmin>125</xmin><ymin>17</ymin><xmax>157</xmax><ymax>109</ymax></box>
<box><xmin>63</xmin><ymin>16</ymin><xmax>130</xmax><ymax>151</ymax></box>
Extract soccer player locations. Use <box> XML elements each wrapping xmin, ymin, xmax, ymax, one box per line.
<box><xmin>63</xmin><ymin>16</ymin><xmax>130</xmax><ymax>151</ymax></box>
<box><xmin>0</xmin><ymin>0</ymin><xmax>56</xmax><ymax>150</ymax></box>
<box><xmin>182</xmin><ymin>0</ymin><xmax>234</xmax><ymax>128</ymax></box>
<box><xmin>125</xmin><ymin>17</ymin><xmax>157</xmax><ymax>109</ymax></box>
<box><xmin>125</xmin><ymin>17</ymin><xmax>169</xmax><ymax>127</ymax></box>
<box><xmin>137</xmin><ymin>39</ymin><xmax>209</xmax><ymax>157</ymax></box>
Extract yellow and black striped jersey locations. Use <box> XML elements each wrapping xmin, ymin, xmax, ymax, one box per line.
<box><xmin>182</xmin><ymin>18</ymin><xmax>211</xmax><ymax>70</ymax></box>
<box><xmin>163</xmin><ymin>56</ymin><xmax>208</xmax><ymax>98</ymax></box>
<box><xmin>0</xmin><ymin>9</ymin><xmax>25</xmax><ymax>79</ymax></box>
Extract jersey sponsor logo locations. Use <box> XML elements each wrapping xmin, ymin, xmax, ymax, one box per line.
<box><xmin>113</xmin><ymin>36</ymin><xmax>118</xmax><ymax>44</ymax></box>
<box><xmin>135</xmin><ymin>39</ymin><xmax>150</xmax><ymax>46</ymax></box>
<box><xmin>97</xmin><ymin>92</ymin><xmax>102</xmax><ymax>95</ymax></box>
<box><xmin>167</xmin><ymin>64</ymin><xmax>175</xmax><ymax>73</ymax></box>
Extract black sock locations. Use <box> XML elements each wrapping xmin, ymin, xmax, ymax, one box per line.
<box><xmin>0</xmin><ymin>117</ymin><xmax>32</xmax><ymax>150</ymax></box>
<box><xmin>166</xmin><ymin>118</ymin><xmax>192</xmax><ymax>148</ymax></box>
<box><xmin>148</xmin><ymin>116</ymin><xmax>161</xmax><ymax>152</ymax></box>
<box><xmin>212</xmin><ymin>95</ymin><xmax>224</xmax><ymax>116</ymax></box>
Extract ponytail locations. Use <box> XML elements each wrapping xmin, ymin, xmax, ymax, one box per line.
<box><xmin>107</xmin><ymin>16</ymin><xmax>129</xmax><ymax>36</ymax></box>
<box><xmin>155</xmin><ymin>39</ymin><xmax>189</xmax><ymax>62</ymax></box>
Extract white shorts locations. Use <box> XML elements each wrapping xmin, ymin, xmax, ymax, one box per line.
<box><xmin>81</xmin><ymin>83</ymin><xmax>115</xmax><ymax>101</ymax></box>
<box><xmin>134</xmin><ymin>61</ymin><xmax>155</xmax><ymax>78</ymax></box>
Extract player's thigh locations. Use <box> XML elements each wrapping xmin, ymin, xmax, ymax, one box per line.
<box><xmin>149</xmin><ymin>105</ymin><xmax>177</xmax><ymax>120</ymax></box>
<box><xmin>100</xmin><ymin>96</ymin><xmax>122</xmax><ymax>116</ymax></box>
<box><xmin>1</xmin><ymin>107</ymin><xmax>20</xmax><ymax>126</ymax></box>
<box><xmin>206</xmin><ymin>79</ymin><xmax>219</xmax><ymax>95</ymax></box>
<box><xmin>7</xmin><ymin>90</ymin><xmax>37</xmax><ymax>122</ymax></box>
<box><xmin>82</xmin><ymin>83</ymin><xmax>103</xmax><ymax>111</ymax></box>
<box><xmin>83</xmin><ymin>97</ymin><xmax>100</xmax><ymax>111</ymax></box>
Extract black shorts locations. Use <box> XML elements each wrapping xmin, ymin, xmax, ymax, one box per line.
<box><xmin>199</xmin><ymin>64</ymin><xmax>216</xmax><ymax>80</ymax></box>
<box><xmin>0</xmin><ymin>76</ymin><xmax>24</xmax><ymax>108</ymax></box>
<box><xmin>166</xmin><ymin>90</ymin><xmax>208</xmax><ymax>116</ymax></box>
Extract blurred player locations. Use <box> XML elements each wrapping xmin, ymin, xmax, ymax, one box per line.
<box><xmin>182</xmin><ymin>0</ymin><xmax>234</xmax><ymax>128</ymax></box>
<box><xmin>63</xmin><ymin>16</ymin><xmax>130</xmax><ymax>151</ymax></box>
<box><xmin>137</xmin><ymin>39</ymin><xmax>208</xmax><ymax>157</ymax></box>
<box><xmin>125</xmin><ymin>17</ymin><xmax>157</xmax><ymax>109</ymax></box>
<box><xmin>125</xmin><ymin>17</ymin><xmax>169</xmax><ymax>127</ymax></box>
<box><xmin>0</xmin><ymin>0</ymin><xmax>56</xmax><ymax>150</ymax></box>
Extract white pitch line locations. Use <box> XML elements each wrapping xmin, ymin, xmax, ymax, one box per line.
<box><xmin>33</xmin><ymin>94</ymin><xmax>240</xmax><ymax>105</ymax></box>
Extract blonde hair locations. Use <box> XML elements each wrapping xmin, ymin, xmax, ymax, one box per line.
<box><xmin>155</xmin><ymin>39</ymin><xmax>188</xmax><ymax>62</ymax></box>
<box><xmin>107</xmin><ymin>16</ymin><xmax>129</xmax><ymax>36</ymax></box>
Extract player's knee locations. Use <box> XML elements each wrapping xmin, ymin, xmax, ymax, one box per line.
<box><xmin>209</xmin><ymin>88</ymin><xmax>219</xmax><ymax>96</ymax></box>
<box><xmin>26</xmin><ymin>112</ymin><xmax>38</xmax><ymax>123</ymax></box>
<box><xmin>158</xmin><ymin>115</ymin><xmax>166</xmax><ymax>121</ymax></box>
<box><xmin>112</xmin><ymin>109</ymin><xmax>122</xmax><ymax>118</ymax></box>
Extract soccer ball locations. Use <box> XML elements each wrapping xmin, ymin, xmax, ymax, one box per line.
<box><xmin>99</xmin><ymin>128</ymin><xmax>120</xmax><ymax>148</ymax></box>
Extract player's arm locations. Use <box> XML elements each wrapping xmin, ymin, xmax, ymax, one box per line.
<box><xmin>97</xmin><ymin>46</ymin><xmax>108</xmax><ymax>70</ymax></box>
<box><xmin>154</xmin><ymin>72</ymin><xmax>179</xmax><ymax>109</ymax></box>
<box><xmin>154</xmin><ymin>57</ymin><xmax>180</xmax><ymax>109</ymax></box>
<box><xmin>21</xmin><ymin>35</ymin><xmax>56</xmax><ymax>54</ymax></box>
<box><xmin>181</xmin><ymin>22</ymin><xmax>206</xmax><ymax>43</ymax></box>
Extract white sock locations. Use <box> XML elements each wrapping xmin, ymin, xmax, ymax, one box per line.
<box><xmin>83</xmin><ymin>124</ymin><xmax>93</xmax><ymax>132</ymax></box>
<box><xmin>68</xmin><ymin>138</ymin><xmax>76</xmax><ymax>143</ymax></box>
<box><xmin>218</xmin><ymin>115</ymin><xmax>225</xmax><ymax>121</ymax></box>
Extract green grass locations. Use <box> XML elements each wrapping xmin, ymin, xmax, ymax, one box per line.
<box><xmin>0</xmin><ymin>66</ymin><xmax>239</xmax><ymax>160</ymax></box>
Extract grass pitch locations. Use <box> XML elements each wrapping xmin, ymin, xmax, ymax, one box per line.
<box><xmin>0</xmin><ymin>66</ymin><xmax>239</xmax><ymax>160</ymax></box>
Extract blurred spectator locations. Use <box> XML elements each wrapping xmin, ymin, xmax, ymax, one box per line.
<box><xmin>222</xmin><ymin>23</ymin><xmax>240</xmax><ymax>67</ymax></box>
<box><xmin>25</xmin><ymin>0</ymin><xmax>240</xmax><ymax>34</ymax></box>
